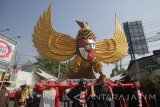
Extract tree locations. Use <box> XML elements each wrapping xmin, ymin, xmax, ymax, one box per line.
<box><xmin>141</xmin><ymin>75</ymin><xmax>160</xmax><ymax>105</ymax></box>
<box><xmin>35</xmin><ymin>55</ymin><xmax>68</xmax><ymax>77</ymax></box>
<box><xmin>110</xmin><ymin>68</ymin><xmax>127</xmax><ymax>77</ymax></box>
<box><xmin>141</xmin><ymin>75</ymin><xmax>160</xmax><ymax>95</ymax></box>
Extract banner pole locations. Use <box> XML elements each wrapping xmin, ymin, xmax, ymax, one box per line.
<box><xmin>0</xmin><ymin>72</ymin><xmax>6</xmax><ymax>90</ymax></box>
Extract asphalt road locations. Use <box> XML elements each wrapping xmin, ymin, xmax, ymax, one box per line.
<box><xmin>8</xmin><ymin>101</ymin><xmax>115</xmax><ymax>107</ymax></box>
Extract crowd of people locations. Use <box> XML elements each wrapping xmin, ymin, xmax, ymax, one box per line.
<box><xmin>0</xmin><ymin>82</ymin><xmax>34</xmax><ymax>107</ymax></box>
<box><xmin>0</xmin><ymin>74</ymin><xmax>151</xmax><ymax>107</ymax></box>
<box><xmin>33</xmin><ymin>74</ymin><xmax>150</xmax><ymax>107</ymax></box>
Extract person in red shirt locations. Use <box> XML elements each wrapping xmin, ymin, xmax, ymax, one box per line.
<box><xmin>90</xmin><ymin>75</ymin><xmax>113</xmax><ymax>107</ymax></box>
<box><xmin>34</xmin><ymin>78</ymin><xmax>79</xmax><ymax>107</ymax></box>
<box><xmin>91</xmin><ymin>75</ymin><xmax>134</xmax><ymax>107</ymax></box>
<box><xmin>128</xmin><ymin>80</ymin><xmax>149</xmax><ymax>107</ymax></box>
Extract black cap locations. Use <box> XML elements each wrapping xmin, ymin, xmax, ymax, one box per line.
<box><xmin>79</xmin><ymin>78</ymin><xmax>87</xmax><ymax>85</ymax></box>
<box><xmin>20</xmin><ymin>84</ymin><xmax>27</xmax><ymax>89</ymax></box>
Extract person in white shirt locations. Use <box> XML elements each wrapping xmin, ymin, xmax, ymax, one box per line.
<box><xmin>39</xmin><ymin>78</ymin><xmax>60</xmax><ymax>107</ymax></box>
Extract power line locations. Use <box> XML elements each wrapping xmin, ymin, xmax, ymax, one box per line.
<box><xmin>148</xmin><ymin>43</ymin><xmax>160</xmax><ymax>48</ymax></box>
<box><xmin>143</xmin><ymin>20</ymin><xmax>160</xmax><ymax>24</ymax></box>
<box><xmin>145</xmin><ymin>30</ymin><xmax>160</xmax><ymax>35</ymax></box>
<box><xmin>145</xmin><ymin>31</ymin><xmax>160</xmax><ymax>38</ymax></box>
<box><xmin>96</xmin><ymin>23</ymin><xmax>160</xmax><ymax>37</ymax></box>
<box><xmin>143</xmin><ymin>18</ymin><xmax>160</xmax><ymax>24</ymax></box>
<box><xmin>92</xmin><ymin>18</ymin><xmax>160</xmax><ymax>40</ymax></box>
<box><xmin>144</xmin><ymin>24</ymin><xmax>160</xmax><ymax>30</ymax></box>
<box><xmin>143</xmin><ymin>21</ymin><xmax>160</xmax><ymax>26</ymax></box>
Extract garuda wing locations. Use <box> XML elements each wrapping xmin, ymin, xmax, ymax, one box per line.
<box><xmin>33</xmin><ymin>5</ymin><xmax>77</xmax><ymax>62</ymax></box>
<box><xmin>96</xmin><ymin>17</ymin><xmax>128</xmax><ymax>64</ymax></box>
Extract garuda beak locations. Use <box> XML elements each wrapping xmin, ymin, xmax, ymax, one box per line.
<box><xmin>76</xmin><ymin>20</ymin><xmax>90</xmax><ymax>30</ymax></box>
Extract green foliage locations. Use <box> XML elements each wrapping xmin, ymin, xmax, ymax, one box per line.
<box><xmin>35</xmin><ymin>55</ymin><xmax>68</xmax><ymax>77</ymax></box>
<box><xmin>110</xmin><ymin>68</ymin><xmax>127</xmax><ymax>77</ymax></box>
<box><xmin>141</xmin><ymin>75</ymin><xmax>160</xmax><ymax>95</ymax></box>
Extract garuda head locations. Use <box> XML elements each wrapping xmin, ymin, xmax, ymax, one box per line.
<box><xmin>76</xmin><ymin>20</ymin><xmax>96</xmax><ymax>41</ymax></box>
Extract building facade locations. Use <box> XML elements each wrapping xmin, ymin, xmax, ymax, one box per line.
<box><xmin>127</xmin><ymin>50</ymin><xmax>160</xmax><ymax>80</ymax></box>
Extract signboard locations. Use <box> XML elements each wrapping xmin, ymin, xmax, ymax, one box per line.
<box><xmin>0</xmin><ymin>33</ymin><xmax>17</xmax><ymax>72</ymax></box>
<box><xmin>123</xmin><ymin>21</ymin><xmax>149</xmax><ymax>54</ymax></box>
<box><xmin>0</xmin><ymin>62</ymin><xmax>9</xmax><ymax>72</ymax></box>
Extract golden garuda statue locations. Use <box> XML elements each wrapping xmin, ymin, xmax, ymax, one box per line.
<box><xmin>32</xmin><ymin>5</ymin><xmax>128</xmax><ymax>80</ymax></box>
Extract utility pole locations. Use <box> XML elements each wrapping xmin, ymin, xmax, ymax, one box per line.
<box><xmin>120</xmin><ymin>60</ymin><xmax>122</xmax><ymax>73</ymax></box>
<box><xmin>58</xmin><ymin>63</ymin><xmax>61</xmax><ymax>79</ymax></box>
<box><xmin>0</xmin><ymin>72</ymin><xmax>6</xmax><ymax>90</ymax></box>
<box><xmin>114</xmin><ymin>62</ymin><xmax>119</xmax><ymax>76</ymax></box>
<box><xmin>123</xmin><ymin>22</ymin><xmax>136</xmax><ymax>60</ymax></box>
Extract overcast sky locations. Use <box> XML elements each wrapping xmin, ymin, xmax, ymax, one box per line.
<box><xmin>1</xmin><ymin>0</ymin><xmax>160</xmax><ymax>77</ymax></box>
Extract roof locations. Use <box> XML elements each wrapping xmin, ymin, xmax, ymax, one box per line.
<box><xmin>127</xmin><ymin>60</ymin><xmax>136</xmax><ymax>71</ymax></box>
<box><xmin>127</xmin><ymin>55</ymin><xmax>153</xmax><ymax>70</ymax></box>
<box><xmin>34</xmin><ymin>69</ymin><xmax>58</xmax><ymax>80</ymax></box>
